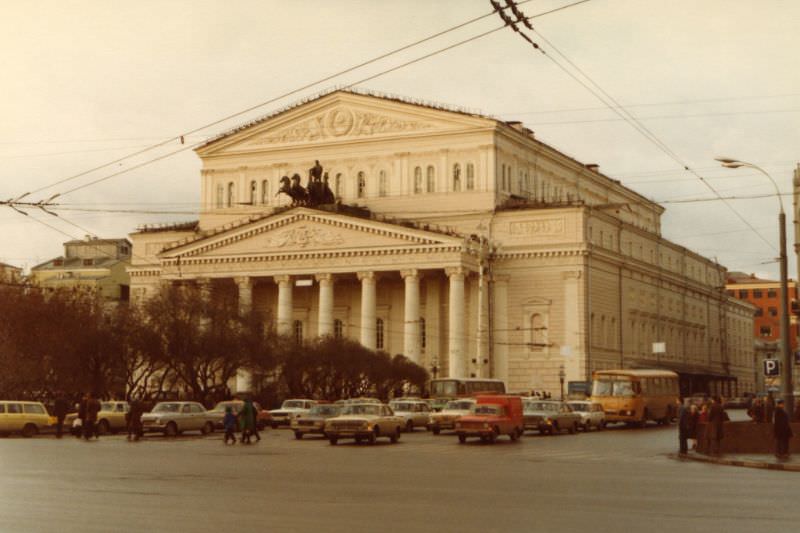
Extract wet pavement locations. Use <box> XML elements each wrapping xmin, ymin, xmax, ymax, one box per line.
<box><xmin>1</xmin><ymin>412</ymin><xmax>798</xmax><ymax>533</ymax></box>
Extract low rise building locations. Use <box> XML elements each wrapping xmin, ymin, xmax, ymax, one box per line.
<box><xmin>30</xmin><ymin>237</ymin><xmax>132</xmax><ymax>301</ymax></box>
<box><xmin>0</xmin><ymin>262</ymin><xmax>23</xmax><ymax>283</ymax></box>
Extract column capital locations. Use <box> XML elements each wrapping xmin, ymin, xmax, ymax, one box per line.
<box><xmin>274</xmin><ymin>275</ymin><xmax>292</xmax><ymax>285</ymax></box>
<box><xmin>445</xmin><ymin>266</ymin><xmax>467</xmax><ymax>279</ymax></box>
<box><xmin>357</xmin><ymin>271</ymin><xmax>376</xmax><ymax>282</ymax></box>
<box><xmin>315</xmin><ymin>273</ymin><xmax>334</xmax><ymax>284</ymax></box>
<box><xmin>233</xmin><ymin>276</ymin><xmax>253</xmax><ymax>287</ymax></box>
<box><xmin>400</xmin><ymin>269</ymin><xmax>420</xmax><ymax>280</ymax></box>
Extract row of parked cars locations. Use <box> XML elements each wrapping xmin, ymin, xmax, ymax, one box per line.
<box><xmin>0</xmin><ymin>396</ymin><xmax>606</xmax><ymax>445</ymax></box>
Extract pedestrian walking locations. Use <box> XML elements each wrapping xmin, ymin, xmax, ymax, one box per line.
<box><xmin>687</xmin><ymin>404</ymin><xmax>699</xmax><ymax>450</ymax></box>
<box><xmin>84</xmin><ymin>393</ymin><xmax>101</xmax><ymax>440</ymax></box>
<box><xmin>223</xmin><ymin>407</ymin><xmax>237</xmax><ymax>445</ymax></box>
<box><xmin>707</xmin><ymin>396</ymin><xmax>725</xmax><ymax>456</ymax></box>
<box><xmin>75</xmin><ymin>395</ymin><xmax>88</xmax><ymax>438</ymax></box>
<box><xmin>239</xmin><ymin>398</ymin><xmax>257</xmax><ymax>444</ymax></box>
<box><xmin>53</xmin><ymin>392</ymin><xmax>69</xmax><ymax>439</ymax></box>
<box><xmin>765</xmin><ymin>392</ymin><xmax>775</xmax><ymax>424</ymax></box>
<box><xmin>748</xmin><ymin>397</ymin><xmax>764</xmax><ymax>423</ymax></box>
<box><xmin>773</xmin><ymin>399</ymin><xmax>793</xmax><ymax>460</ymax></box>
<box><xmin>126</xmin><ymin>400</ymin><xmax>144</xmax><ymax>441</ymax></box>
<box><xmin>677</xmin><ymin>399</ymin><xmax>689</xmax><ymax>455</ymax></box>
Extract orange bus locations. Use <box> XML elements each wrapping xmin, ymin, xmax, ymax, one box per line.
<box><xmin>591</xmin><ymin>369</ymin><xmax>679</xmax><ymax>427</ymax></box>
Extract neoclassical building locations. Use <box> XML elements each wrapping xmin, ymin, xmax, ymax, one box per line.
<box><xmin>129</xmin><ymin>89</ymin><xmax>755</xmax><ymax>396</ymax></box>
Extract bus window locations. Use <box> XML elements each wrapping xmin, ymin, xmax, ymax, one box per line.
<box><xmin>613</xmin><ymin>381</ymin><xmax>636</xmax><ymax>397</ymax></box>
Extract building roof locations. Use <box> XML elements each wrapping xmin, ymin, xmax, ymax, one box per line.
<box><xmin>31</xmin><ymin>256</ymin><xmax>126</xmax><ymax>272</ymax></box>
<box><xmin>0</xmin><ymin>262</ymin><xmax>22</xmax><ymax>271</ymax></box>
<box><xmin>64</xmin><ymin>237</ymin><xmax>131</xmax><ymax>246</ymax></box>
<box><xmin>727</xmin><ymin>271</ymin><xmax>796</xmax><ymax>286</ymax></box>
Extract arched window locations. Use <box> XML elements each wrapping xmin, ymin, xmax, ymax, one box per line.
<box><xmin>261</xmin><ymin>179</ymin><xmax>269</xmax><ymax>205</ymax></box>
<box><xmin>466</xmin><ymin>163</ymin><xmax>475</xmax><ymax>190</ymax></box>
<box><xmin>523</xmin><ymin>171</ymin><xmax>529</xmax><ymax>195</ymax></box>
<box><xmin>518</xmin><ymin>170</ymin><xmax>524</xmax><ymax>193</ymax></box>
<box><xmin>227</xmin><ymin>182</ymin><xmax>235</xmax><ymax>207</ymax></box>
<box><xmin>414</xmin><ymin>166</ymin><xmax>423</xmax><ymax>194</ymax></box>
<box><xmin>452</xmin><ymin>163</ymin><xmax>461</xmax><ymax>192</ymax></box>
<box><xmin>249</xmin><ymin>181</ymin><xmax>257</xmax><ymax>205</ymax></box>
<box><xmin>293</xmin><ymin>320</ymin><xmax>303</xmax><ymax>345</ymax></box>
<box><xmin>426</xmin><ymin>165</ymin><xmax>436</xmax><ymax>193</ymax></box>
<box><xmin>334</xmin><ymin>319</ymin><xmax>343</xmax><ymax>339</ymax></box>
<box><xmin>376</xmin><ymin>318</ymin><xmax>384</xmax><ymax>350</ymax></box>
<box><xmin>378</xmin><ymin>170</ymin><xmax>387</xmax><ymax>197</ymax></box>
<box><xmin>335</xmin><ymin>173</ymin><xmax>342</xmax><ymax>197</ymax></box>
<box><xmin>357</xmin><ymin>171</ymin><xmax>366</xmax><ymax>198</ymax></box>
<box><xmin>215</xmin><ymin>184</ymin><xmax>224</xmax><ymax>208</ymax></box>
<box><xmin>420</xmin><ymin>318</ymin><xmax>426</xmax><ymax>350</ymax></box>
<box><xmin>501</xmin><ymin>164</ymin><xmax>506</xmax><ymax>191</ymax></box>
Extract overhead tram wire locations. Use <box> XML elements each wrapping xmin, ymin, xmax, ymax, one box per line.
<box><xmin>38</xmin><ymin>0</ymin><xmax>592</xmax><ymax>204</ymax></box>
<box><xmin>495</xmin><ymin>0</ymin><xmax>777</xmax><ymax>253</ymax></box>
<box><xmin>17</xmin><ymin>0</ymin><xmax>539</xmax><ymax>204</ymax></box>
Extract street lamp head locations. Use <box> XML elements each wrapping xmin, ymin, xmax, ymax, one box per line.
<box><xmin>714</xmin><ymin>157</ymin><xmax>739</xmax><ymax>165</ymax></box>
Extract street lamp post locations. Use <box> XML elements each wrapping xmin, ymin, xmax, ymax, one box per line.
<box><xmin>716</xmin><ymin>157</ymin><xmax>793</xmax><ymax>418</ymax></box>
<box><xmin>559</xmin><ymin>365</ymin><xmax>566</xmax><ymax>401</ymax></box>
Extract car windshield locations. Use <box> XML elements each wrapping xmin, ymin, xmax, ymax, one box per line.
<box><xmin>152</xmin><ymin>403</ymin><xmax>181</xmax><ymax>413</ymax></box>
<box><xmin>524</xmin><ymin>402</ymin><xmax>557</xmax><ymax>412</ymax></box>
<box><xmin>445</xmin><ymin>401</ymin><xmax>474</xmax><ymax>410</ymax></box>
<box><xmin>390</xmin><ymin>402</ymin><xmax>413</xmax><ymax>411</ymax></box>
<box><xmin>567</xmin><ymin>403</ymin><xmax>589</xmax><ymax>412</ymax></box>
<box><xmin>282</xmin><ymin>400</ymin><xmax>306</xmax><ymax>409</ymax></box>
<box><xmin>472</xmin><ymin>405</ymin><xmax>503</xmax><ymax>415</ymax></box>
<box><xmin>310</xmin><ymin>405</ymin><xmax>340</xmax><ymax>416</ymax></box>
<box><xmin>341</xmin><ymin>404</ymin><xmax>381</xmax><ymax>416</ymax></box>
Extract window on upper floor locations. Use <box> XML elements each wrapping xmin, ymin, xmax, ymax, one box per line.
<box><xmin>249</xmin><ymin>181</ymin><xmax>257</xmax><ymax>205</ymax></box>
<box><xmin>357</xmin><ymin>171</ymin><xmax>366</xmax><ymax>198</ymax></box>
<box><xmin>216</xmin><ymin>184</ymin><xmax>224</xmax><ymax>209</ymax></box>
<box><xmin>726</xmin><ymin>290</ymin><xmax>735</xmax><ymax>296</ymax></box>
<box><xmin>768</xmin><ymin>307</ymin><xmax>778</xmax><ymax>317</ymax></box>
<box><xmin>227</xmin><ymin>182</ymin><xmax>235</xmax><ymax>207</ymax></box>
<box><xmin>466</xmin><ymin>163</ymin><xmax>475</xmax><ymax>190</ymax></box>
<box><xmin>378</xmin><ymin>170</ymin><xmax>387</xmax><ymax>197</ymax></box>
<box><xmin>501</xmin><ymin>164</ymin><xmax>506</xmax><ymax>190</ymax></box>
<box><xmin>426</xmin><ymin>165</ymin><xmax>436</xmax><ymax>193</ymax></box>
<box><xmin>420</xmin><ymin>318</ymin><xmax>426</xmax><ymax>350</ymax></box>
<box><xmin>335</xmin><ymin>173</ymin><xmax>342</xmax><ymax>197</ymax></box>
<box><xmin>739</xmin><ymin>289</ymin><xmax>749</xmax><ymax>298</ymax></box>
<box><xmin>753</xmin><ymin>289</ymin><xmax>763</xmax><ymax>298</ymax></box>
<box><xmin>755</xmin><ymin>307</ymin><xmax>763</xmax><ymax>317</ymax></box>
<box><xmin>414</xmin><ymin>166</ymin><xmax>423</xmax><ymax>194</ymax></box>
<box><xmin>760</xmin><ymin>325</ymin><xmax>772</xmax><ymax>337</ymax></box>
<box><xmin>261</xmin><ymin>179</ymin><xmax>269</xmax><ymax>205</ymax></box>
<box><xmin>452</xmin><ymin>163</ymin><xmax>461</xmax><ymax>192</ymax></box>
<box><xmin>768</xmin><ymin>288</ymin><xmax>777</xmax><ymax>298</ymax></box>
<box><xmin>376</xmin><ymin>318</ymin><xmax>385</xmax><ymax>350</ymax></box>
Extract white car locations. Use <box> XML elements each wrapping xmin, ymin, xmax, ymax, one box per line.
<box><xmin>141</xmin><ymin>401</ymin><xmax>214</xmax><ymax>437</ymax></box>
<box><xmin>566</xmin><ymin>401</ymin><xmax>606</xmax><ymax>431</ymax></box>
<box><xmin>269</xmin><ymin>399</ymin><xmax>317</xmax><ymax>428</ymax></box>
<box><xmin>388</xmin><ymin>399</ymin><xmax>431</xmax><ymax>432</ymax></box>
<box><xmin>427</xmin><ymin>398</ymin><xmax>476</xmax><ymax>435</ymax></box>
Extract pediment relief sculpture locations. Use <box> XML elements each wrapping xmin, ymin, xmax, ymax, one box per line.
<box><xmin>266</xmin><ymin>225</ymin><xmax>344</xmax><ymax>249</ymax></box>
<box><xmin>245</xmin><ymin>106</ymin><xmax>437</xmax><ymax>146</ymax></box>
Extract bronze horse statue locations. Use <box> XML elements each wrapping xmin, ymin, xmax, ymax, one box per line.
<box><xmin>276</xmin><ymin>161</ymin><xmax>336</xmax><ymax>207</ymax></box>
<box><xmin>277</xmin><ymin>174</ymin><xmax>309</xmax><ymax>206</ymax></box>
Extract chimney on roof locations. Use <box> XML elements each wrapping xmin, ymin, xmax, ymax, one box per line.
<box><xmin>586</xmin><ymin>164</ymin><xmax>600</xmax><ymax>173</ymax></box>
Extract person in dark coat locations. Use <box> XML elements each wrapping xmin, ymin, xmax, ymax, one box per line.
<box><xmin>239</xmin><ymin>399</ymin><xmax>257</xmax><ymax>444</ymax></box>
<box><xmin>677</xmin><ymin>400</ymin><xmax>689</xmax><ymax>454</ymax></box>
<box><xmin>84</xmin><ymin>393</ymin><xmax>101</xmax><ymax>440</ymax></box>
<box><xmin>223</xmin><ymin>407</ymin><xmax>237</xmax><ymax>445</ymax></box>
<box><xmin>687</xmin><ymin>404</ymin><xmax>699</xmax><ymax>450</ymax></box>
<box><xmin>126</xmin><ymin>400</ymin><xmax>144</xmax><ymax>441</ymax></box>
<box><xmin>765</xmin><ymin>392</ymin><xmax>776</xmax><ymax>424</ymax></box>
<box><xmin>53</xmin><ymin>393</ymin><xmax>70</xmax><ymax>439</ymax></box>
<box><xmin>707</xmin><ymin>396</ymin><xmax>725</xmax><ymax>456</ymax></box>
<box><xmin>748</xmin><ymin>398</ymin><xmax>765</xmax><ymax>423</ymax></box>
<box><xmin>774</xmin><ymin>399</ymin><xmax>793</xmax><ymax>459</ymax></box>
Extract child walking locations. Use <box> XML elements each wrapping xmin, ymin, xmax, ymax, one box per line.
<box><xmin>223</xmin><ymin>406</ymin><xmax>237</xmax><ymax>445</ymax></box>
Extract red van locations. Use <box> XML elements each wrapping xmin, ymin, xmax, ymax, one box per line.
<box><xmin>454</xmin><ymin>395</ymin><xmax>524</xmax><ymax>444</ymax></box>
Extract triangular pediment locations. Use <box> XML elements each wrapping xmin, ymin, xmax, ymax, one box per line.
<box><xmin>159</xmin><ymin>208</ymin><xmax>464</xmax><ymax>259</ymax></box>
<box><xmin>197</xmin><ymin>91</ymin><xmax>495</xmax><ymax>155</ymax></box>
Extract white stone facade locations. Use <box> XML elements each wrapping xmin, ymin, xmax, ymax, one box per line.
<box><xmin>129</xmin><ymin>90</ymin><xmax>755</xmax><ymax>396</ymax></box>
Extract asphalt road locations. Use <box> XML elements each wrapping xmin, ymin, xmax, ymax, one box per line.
<box><xmin>1</xmin><ymin>411</ymin><xmax>798</xmax><ymax>533</ymax></box>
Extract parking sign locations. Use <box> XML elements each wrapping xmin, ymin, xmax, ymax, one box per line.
<box><xmin>763</xmin><ymin>359</ymin><xmax>780</xmax><ymax>376</ymax></box>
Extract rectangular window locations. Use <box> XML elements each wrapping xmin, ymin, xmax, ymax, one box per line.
<box><xmin>753</xmin><ymin>289</ymin><xmax>763</xmax><ymax>298</ymax></box>
<box><xmin>755</xmin><ymin>308</ymin><xmax>763</xmax><ymax>317</ymax></box>
<box><xmin>760</xmin><ymin>325</ymin><xmax>772</xmax><ymax>337</ymax></box>
<box><xmin>768</xmin><ymin>289</ymin><xmax>777</xmax><ymax>298</ymax></box>
<box><xmin>768</xmin><ymin>307</ymin><xmax>778</xmax><ymax>317</ymax></box>
<box><xmin>726</xmin><ymin>290</ymin><xmax>735</xmax><ymax>296</ymax></box>
<box><xmin>739</xmin><ymin>289</ymin><xmax>749</xmax><ymax>298</ymax></box>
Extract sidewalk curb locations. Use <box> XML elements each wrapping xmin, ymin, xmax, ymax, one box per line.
<box><xmin>668</xmin><ymin>453</ymin><xmax>800</xmax><ymax>472</ymax></box>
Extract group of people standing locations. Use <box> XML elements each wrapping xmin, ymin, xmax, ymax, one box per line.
<box><xmin>223</xmin><ymin>398</ymin><xmax>260</xmax><ymax>445</ymax></box>
<box><xmin>678</xmin><ymin>396</ymin><xmax>728</xmax><ymax>455</ymax></box>
<box><xmin>747</xmin><ymin>392</ymin><xmax>795</xmax><ymax>459</ymax></box>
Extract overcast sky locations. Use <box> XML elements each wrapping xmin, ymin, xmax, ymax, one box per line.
<box><xmin>1</xmin><ymin>0</ymin><xmax>798</xmax><ymax>280</ymax></box>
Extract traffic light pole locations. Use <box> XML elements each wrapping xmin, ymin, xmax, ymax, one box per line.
<box><xmin>779</xmin><ymin>211</ymin><xmax>794</xmax><ymax>419</ymax></box>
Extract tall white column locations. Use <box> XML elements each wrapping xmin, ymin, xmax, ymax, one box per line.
<box><xmin>316</xmin><ymin>273</ymin><xmax>334</xmax><ymax>337</ymax></box>
<box><xmin>402</xmin><ymin>269</ymin><xmax>421</xmax><ymax>364</ymax></box>
<box><xmin>234</xmin><ymin>276</ymin><xmax>253</xmax><ymax>315</ymax></box>
<box><xmin>275</xmin><ymin>275</ymin><xmax>293</xmax><ymax>336</ymax></box>
<box><xmin>493</xmin><ymin>274</ymin><xmax>509</xmax><ymax>384</ymax></box>
<box><xmin>358</xmin><ymin>271</ymin><xmax>377</xmax><ymax>350</ymax></box>
<box><xmin>447</xmin><ymin>267</ymin><xmax>467</xmax><ymax>378</ymax></box>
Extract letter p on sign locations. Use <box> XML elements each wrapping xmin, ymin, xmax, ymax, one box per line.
<box><xmin>763</xmin><ymin>359</ymin><xmax>780</xmax><ymax>376</ymax></box>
